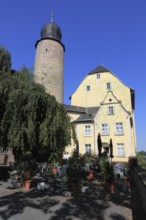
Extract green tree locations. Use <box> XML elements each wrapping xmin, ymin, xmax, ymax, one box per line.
<box><xmin>0</xmin><ymin>45</ymin><xmax>12</xmax><ymax>72</ymax></box>
<box><xmin>137</xmin><ymin>151</ymin><xmax>146</xmax><ymax>169</ymax></box>
<box><xmin>0</xmin><ymin>66</ymin><xmax>71</xmax><ymax>163</ymax></box>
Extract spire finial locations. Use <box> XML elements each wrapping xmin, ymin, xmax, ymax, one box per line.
<box><xmin>51</xmin><ymin>11</ymin><xmax>54</xmax><ymax>22</ymax></box>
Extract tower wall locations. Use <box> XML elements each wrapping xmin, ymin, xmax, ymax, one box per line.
<box><xmin>34</xmin><ymin>39</ymin><xmax>64</xmax><ymax>103</ymax></box>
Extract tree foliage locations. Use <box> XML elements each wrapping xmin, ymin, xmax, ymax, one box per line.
<box><xmin>0</xmin><ymin>66</ymin><xmax>71</xmax><ymax>163</ymax></box>
<box><xmin>137</xmin><ymin>151</ymin><xmax>146</xmax><ymax>169</ymax></box>
<box><xmin>0</xmin><ymin>45</ymin><xmax>12</xmax><ymax>72</ymax></box>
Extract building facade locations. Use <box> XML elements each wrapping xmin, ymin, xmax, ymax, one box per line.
<box><xmin>64</xmin><ymin>66</ymin><xmax>136</xmax><ymax>163</ymax></box>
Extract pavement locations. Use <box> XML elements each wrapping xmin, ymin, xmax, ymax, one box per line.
<box><xmin>0</xmin><ymin>168</ymin><xmax>133</xmax><ymax>220</ymax></box>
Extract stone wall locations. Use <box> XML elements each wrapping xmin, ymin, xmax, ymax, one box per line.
<box><xmin>34</xmin><ymin>39</ymin><xmax>64</xmax><ymax>104</ymax></box>
<box><xmin>0</xmin><ymin>149</ymin><xmax>14</xmax><ymax>165</ymax></box>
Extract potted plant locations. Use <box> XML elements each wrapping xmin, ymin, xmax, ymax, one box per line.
<box><xmin>18</xmin><ymin>152</ymin><xmax>33</xmax><ymax>190</ymax></box>
<box><xmin>81</xmin><ymin>153</ymin><xmax>95</xmax><ymax>180</ymax></box>
<box><xmin>19</xmin><ymin>158</ymin><xmax>33</xmax><ymax>190</ymax></box>
<box><xmin>123</xmin><ymin>165</ymin><xmax>130</xmax><ymax>189</ymax></box>
<box><xmin>23</xmin><ymin>168</ymin><xmax>31</xmax><ymax>189</ymax></box>
<box><xmin>100</xmin><ymin>158</ymin><xmax>115</xmax><ymax>193</ymax></box>
<box><xmin>66</xmin><ymin>150</ymin><xmax>82</xmax><ymax>193</ymax></box>
<box><xmin>49</xmin><ymin>152</ymin><xmax>59</xmax><ymax>175</ymax></box>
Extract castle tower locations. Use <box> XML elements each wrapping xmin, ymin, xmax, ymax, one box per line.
<box><xmin>34</xmin><ymin>14</ymin><xmax>65</xmax><ymax>103</ymax></box>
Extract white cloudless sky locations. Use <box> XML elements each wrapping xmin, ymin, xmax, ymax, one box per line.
<box><xmin>0</xmin><ymin>0</ymin><xmax>146</xmax><ymax>152</ymax></box>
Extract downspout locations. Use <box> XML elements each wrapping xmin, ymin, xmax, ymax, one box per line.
<box><xmin>93</xmin><ymin>119</ymin><xmax>96</xmax><ymax>155</ymax></box>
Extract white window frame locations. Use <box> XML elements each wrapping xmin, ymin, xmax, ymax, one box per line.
<box><xmin>116</xmin><ymin>143</ymin><xmax>125</xmax><ymax>157</ymax></box>
<box><xmin>106</xmin><ymin>82</ymin><xmax>111</xmax><ymax>90</ymax></box>
<box><xmin>84</xmin><ymin>124</ymin><xmax>92</xmax><ymax>136</ymax></box>
<box><xmin>115</xmin><ymin>122</ymin><xmax>123</xmax><ymax>135</ymax></box>
<box><xmin>85</xmin><ymin>144</ymin><xmax>91</xmax><ymax>154</ymax></box>
<box><xmin>86</xmin><ymin>85</ymin><xmax>90</xmax><ymax>91</ymax></box>
<box><xmin>107</xmin><ymin>106</ymin><xmax>114</xmax><ymax>115</ymax></box>
<box><xmin>101</xmin><ymin>123</ymin><xmax>109</xmax><ymax>135</ymax></box>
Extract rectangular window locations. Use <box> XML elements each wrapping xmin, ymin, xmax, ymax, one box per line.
<box><xmin>108</xmin><ymin>106</ymin><xmax>114</xmax><ymax>115</ymax></box>
<box><xmin>86</xmin><ymin>85</ymin><xmax>90</xmax><ymax>91</ymax></box>
<box><xmin>117</xmin><ymin>143</ymin><xmax>125</xmax><ymax>157</ymax></box>
<box><xmin>115</xmin><ymin>122</ymin><xmax>123</xmax><ymax>135</ymax></box>
<box><xmin>85</xmin><ymin>144</ymin><xmax>91</xmax><ymax>154</ymax></box>
<box><xmin>86</xmin><ymin>86</ymin><xmax>91</xmax><ymax>91</ymax></box>
<box><xmin>101</xmin><ymin>123</ymin><xmax>109</xmax><ymax>135</ymax></box>
<box><xmin>97</xmin><ymin>74</ymin><xmax>100</xmax><ymax>79</ymax></box>
<box><xmin>84</xmin><ymin>125</ymin><xmax>91</xmax><ymax>136</ymax></box>
<box><xmin>106</xmin><ymin>82</ymin><xmax>111</xmax><ymax>90</ymax></box>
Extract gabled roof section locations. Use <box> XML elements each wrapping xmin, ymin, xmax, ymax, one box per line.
<box><xmin>101</xmin><ymin>91</ymin><xmax>120</xmax><ymax>105</ymax></box>
<box><xmin>88</xmin><ymin>65</ymin><xmax>111</xmax><ymax>75</ymax></box>
<box><xmin>69</xmin><ymin>65</ymin><xmax>135</xmax><ymax>110</ymax></box>
<box><xmin>64</xmin><ymin>104</ymin><xmax>100</xmax><ymax>122</ymax></box>
<box><xmin>63</xmin><ymin>104</ymin><xmax>86</xmax><ymax>114</ymax></box>
<box><xmin>74</xmin><ymin>106</ymin><xmax>100</xmax><ymax>123</ymax></box>
<box><xmin>69</xmin><ymin>65</ymin><xmax>110</xmax><ymax>100</ymax></box>
<box><xmin>87</xmin><ymin>65</ymin><xmax>130</xmax><ymax>90</ymax></box>
<box><xmin>100</xmin><ymin>91</ymin><xmax>132</xmax><ymax>115</ymax></box>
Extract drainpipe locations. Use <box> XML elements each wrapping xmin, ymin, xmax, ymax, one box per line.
<box><xmin>93</xmin><ymin>120</ymin><xmax>96</xmax><ymax>155</ymax></box>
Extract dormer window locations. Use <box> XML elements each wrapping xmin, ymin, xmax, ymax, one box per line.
<box><xmin>86</xmin><ymin>85</ymin><xmax>90</xmax><ymax>91</ymax></box>
<box><xmin>106</xmin><ymin>82</ymin><xmax>111</xmax><ymax>90</ymax></box>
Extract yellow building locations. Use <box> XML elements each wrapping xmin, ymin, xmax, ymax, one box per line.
<box><xmin>32</xmin><ymin>17</ymin><xmax>136</xmax><ymax>163</ymax></box>
<box><xmin>64</xmin><ymin>65</ymin><xmax>136</xmax><ymax>163</ymax></box>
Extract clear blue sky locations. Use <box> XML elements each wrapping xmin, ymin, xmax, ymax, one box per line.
<box><xmin>0</xmin><ymin>0</ymin><xmax>145</xmax><ymax>152</ymax></box>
